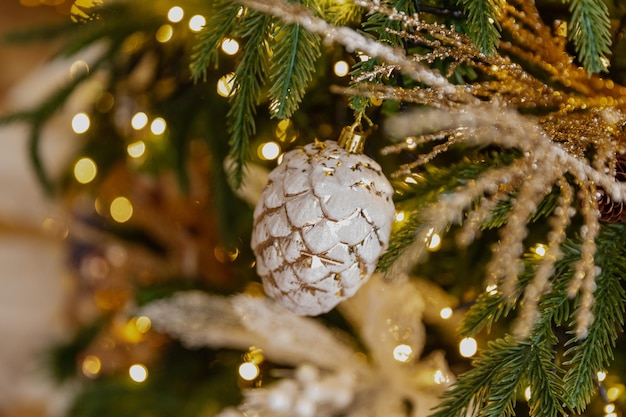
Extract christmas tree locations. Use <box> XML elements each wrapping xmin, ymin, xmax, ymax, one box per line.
<box><xmin>3</xmin><ymin>0</ymin><xmax>626</xmax><ymax>416</ymax></box>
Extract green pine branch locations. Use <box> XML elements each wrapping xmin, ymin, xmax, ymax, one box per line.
<box><xmin>268</xmin><ymin>20</ymin><xmax>321</xmax><ymax>119</ymax></box>
<box><xmin>455</xmin><ymin>0</ymin><xmax>501</xmax><ymax>56</ymax></box>
<box><xmin>562</xmin><ymin>223</ymin><xmax>626</xmax><ymax>412</ymax></box>
<box><xmin>225</xmin><ymin>10</ymin><xmax>273</xmax><ymax>186</ymax></box>
<box><xmin>190</xmin><ymin>0</ymin><xmax>242</xmax><ymax>81</ymax></box>
<box><xmin>566</xmin><ymin>0</ymin><xmax>612</xmax><ymax>73</ymax></box>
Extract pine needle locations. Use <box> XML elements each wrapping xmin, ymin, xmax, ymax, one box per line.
<box><xmin>566</xmin><ymin>0</ymin><xmax>612</xmax><ymax>73</ymax></box>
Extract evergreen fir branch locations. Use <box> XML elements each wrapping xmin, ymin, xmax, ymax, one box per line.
<box><xmin>525</xmin><ymin>333</ymin><xmax>567</xmax><ymax>417</ymax></box>
<box><xmin>566</xmin><ymin>0</ymin><xmax>612</xmax><ymax>74</ymax></box>
<box><xmin>267</xmin><ymin>18</ymin><xmax>321</xmax><ymax>119</ymax></box>
<box><xmin>226</xmin><ymin>10</ymin><xmax>273</xmax><ymax>186</ymax></box>
<box><xmin>455</xmin><ymin>0</ymin><xmax>501</xmax><ymax>55</ymax></box>
<box><xmin>430</xmin><ymin>336</ymin><xmax>531</xmax><ymax>417</ymax></box>
<box><xmin>561</xmin><ymin>223</ymin><xmax>626</xmax><ymax>412</ymax></box>
<box><xmin>190</xmin><ymin>0</ymin><xmax>242</xmax><ymax>81</ymax></box>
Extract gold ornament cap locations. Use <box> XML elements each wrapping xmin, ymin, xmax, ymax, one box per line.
<box><xmin>338</xmin><ymin>125</ymin><xmax>366</xmax><ymax>154</ymax></box>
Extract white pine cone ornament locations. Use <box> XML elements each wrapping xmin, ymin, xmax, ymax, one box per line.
<box><xmin>251</xmin><ymin>128</ymin><xmax>395</xmax><ymax>315</ymax></box>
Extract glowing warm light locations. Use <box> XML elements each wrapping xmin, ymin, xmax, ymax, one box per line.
<box><xmin>395</xmin><ymin>211</ymin><xmax>405</xmax><ymax>222</ymax></box>
<box><xmin>81</xmin><ymin>355</ymin><xmax>101</xmax><ymax>378</ymax></box>
<box><xmin>404</xmin><ymin>176</ymin><xmax>418</xmax><ymax>184</ymax></box>
<box><xmin>131</xmin><ymin>112</ymin><xmax>148</xmax><ymax>130</ymax></box>
<box><xmin>189</xmin><ymin>15</ymin><xmax>206</xmax><ymax>32</ymax></box>
<box><xmin>123</xmin><ymin>319</ymin><xmax>143</xmax><ymax>343</ymax></box>
<box><xmin>238</xmin><ymin>362</ymin><xmax>260</xmax><ymax>381</ymax></box>
<box><xmin>392</xmin><ymin>344</ymin><xmax>413</xmax><ymax>363</ymax></box>
<box><xmin>534</xmin><ymin>243</ymin><xmax>547</xmax><ymax>257</ymax></box>
<box><xmin>459</xmin><ymin>337</ymin><xmax>477</xmax><ymax>358</ymax></box>
<box><xmin>221</xmin><ymin>38</ymin><xmax>240</xmax><ymax>55</ymax></box>
<box><xmin>597</xmin><ymin>370</ymin><xmax>607</xmax><ymax>382</ymax></box>
<box><xmin>524</xmin><ymin>386</ymin><xmax>532</xmax><ymax>401</ymax></box>
<box><xmin>156</xmin><ymin>24</ymin><xmax>174</xmax><ymax>43</ymax></box>
<box><xmin>150</xmin><ymin>117</ymin><xmax>167</xmax><ymax>135</ymax></box>
<box><xmin>604</xmin><ymin>404</ymin><xmax>616</xmax><ymax>414</ymax></box>
<box><xmin>127</xmin><ymin>140</ymin><xmax>146</xmax><ymax>158</ymax></box>
<box><xmin>167</xmin><ymin>6</ymin><xmax>184</xmax><ymax>22</ymax></box>
<box><xmin>333</xmin><ymin>60</ymin><xmax>349</xmax><ymax>77</ymax></box>
<box><xmin>217</xmin><ymin>73</ymin><xmax>236</xmax><ymax>97</ymax></box>
<box><xmin>135</xmin><ymin>316</ymin><xmax>152</xmax><ymax>333</ymax></box>
<box><xmin>110</xmin><ymin>197</ymin><xmax>133</xmax><ymax>223</ymax></box>
<box><xmin>358</xmin><ymin>54</ymin><xmax>370</xmax><ymax>62</ymax></box>
<box><xmin>129</xmin><ymin>364</ymin><xmax>148</xmax><ymax>382</ymax></box>
<box><xmin>427</xmin><ymin>232</ymin><xmax>442</xmax><ymax>251</ymax></box>
<box><xmin>607</xmin><ymin>386</ymin><xmax>622</xmax><ymax>401</ymax></box>
<box><xmin>405</xmin><ymin>137</ymin><xmax>417</xmax><ymax>150</ymax></box>
<box><xmin>606</xmin><ymin>413</ymin><xmax>617</xmax><ymax>417</ymax></box>
<box><xmin>440</xmin><ymin>307</ymin><xmax>453</xmax><ymax>319</ymax></box>
<box><xmin>74</xmin><ymin>157</ymin><xmax>97</xmax><ymax>184</ymax></box>
<box><xmin>259</xmin><ymin>141</ymin><xmax>281</xmax><ymax>160</ymax></box>
<box><xmin>486</xmin><ymin>284</ymin><xmax>498</xmax><ymax>295</ymax></box>
<box><xmin>72</xmin><ymin>112</ymin><xmax>91</xmax><ymax>134</ymax></box>
<box><xmin>433</xmin><ymin>369</ymin><xmax>447</xmax><ymax>384</ymax></box>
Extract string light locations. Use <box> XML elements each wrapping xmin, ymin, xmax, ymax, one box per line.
<box><xmin>259</xmin><ymin>141</ymin><xmax>281</xmax><ymax>160</ymax></box>
<box><xmin>427</xmin><ymin>232</ymin><xmax>442</xmax><ymax>251</ymax></box>
<box><xmin>392</xmin><ymin>344</ymin><xmax>413</xmax><ymax>362</ymax></box>
<box><xmin>524</xmin><ymin>386</ymin><xmax>532</xmax><ymax>401</ymax></box>
<box><xmin>221</xmin><ymin>38</ymin><xmax>240</xmax><ymax>55</ymax></box>
<box><xmin>110</xmin><ymin>197</ymin><xmax>133</xmax><ymax>223</ymax></box>
<box><xmin>238</xmin><ymin>362</ymin><xmax>260</xmax><ymax>381</ymax></box>
<box><xmin>433</xmin><ymin>369</ymin><xmax>448</xmax><ymax>384</ymax></box>
<box><xmin>156</xmin><ymin>24</ymin><xmax>173</xmax><ymax>43</ymax></box>
<box><xmin>81</xmin><ymin>355</ymin><xmax>102</xmax><ymax>378</ymax></box>
<box><xmin>439</xmin><ymin>307</ymin><xmax>453</xmax><ymax>319</ymax></box>
<box><xmin>189</xmin><ymin>15</ymin><xmax>206</xmax><ymax>32</ymax></box>
<box><xmin>72</xmin><ymin>112</ymin><xmax>91</xmax><ymax>134</ymax></box>
<box><xmin>217</xmin><ymin>73</ymin><xmax>236</xmax><ymax>97</ymax></box>
<box><xmin>607</xmin><ymin>386</ymin><xmax>623</xmax><ymax>401</ymax></box>
<box><xmin>127</xmin><ymin>140</ymin><xmax>146</xmax><ymax>158</ymax></box>
<box><xmin>135</xmin><ymin>316</ymin><xmax>152</xmax><ymax>333</ymax></box>
<box><xmin>533</xmin><ymin>243</ymin><xmax>547</xmax><ymax>257</ymax></box>
<box><xmin>333</xmin><ymin>60</ymin><xmax>349</xmax><ymax>77</ymax></box>
<box><xmin>395</xmin><ymin>211</ymin><xmax>405</xmax><ymax>222</ymax></box>
<box><xmin>459</xmin><ymin>337</ymin><xmax>477</xmax><ymax>357</ymax></box>
<box><xmin>129</xmin><ymin>364</ymin><xmax>148</xmax><ymax>383</ymax></box>
<box><xmin>150</xmin><ymin>117</ymin><xmax>167</xmax><ymax>135</ymax></box>
<box><xmin>131</xmin><ymin>112</ymin><xmax>148</xmax><ymax>130</ymax></box>
<box><xmin>167</xmin><ymin>6</ymin><xmax>184</xmax><ymax>23</ymax></box>
<box><xmin>486</xmin><ymin>284</ymin><xmax>498</xmax><ymax>295</ymax></box>
<box><xmin>597</xmin><ymin>370</ymin><xmax>607</xmax><ymax>382</ymax></box>
<box><xmin>604</xmin><ymin>404</ymin><xmax>616</xmax><ymax>414</ymax></box>
<box><xmin>74</xmin><ymin>157</ymin><xmax>98</xmax><ymax>184</ymax></box>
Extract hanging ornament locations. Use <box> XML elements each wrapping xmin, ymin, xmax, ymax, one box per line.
<box><xmin>597</xmin><ymin>154</ymin><xmax>626</xmax><ymax>223</ymax></box>
<box><xmin>251</xmin><ymin>126</ymin><xmax>396</xmax><ymax>315</ymax></box>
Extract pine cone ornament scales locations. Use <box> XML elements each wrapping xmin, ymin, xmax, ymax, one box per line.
<box><xmin>251</xmin><ymin>132</ymin><xmax>395</xmax><ymax>315</ymax></box>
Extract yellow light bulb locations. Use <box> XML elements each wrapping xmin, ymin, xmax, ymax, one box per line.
<box><xmin>131</xmin><ymin>112</ymin><xmax>148</xmax><ymax>130</ymax></box>
<box><xmin>217</xmin><ymin>73</ymin><xmax>236</xmax><ymax>97</ymax></box>
<box><xmin>392</xmin><ymin>344</ymin><xmax>413</xmax><ymax>363</ymax></box>
<box><xmin>150</xmin><ymin>117</ymin><xmax>167</xmax><ymax>135</ymax></box>
<box><xmin>167</xmin><ymin>6</ymin><xmax>184</xmax><ymax>23</ymax></box>
<box><xmin>333</xmin><ymin>60</ymin><xmax>349</xmax><ymax>77</ymax></box>
<box><xmin>238</xmin><ymin>362</ymin><xmax>260</xmax><ymax>381</ymax></box>
<box><xmin>221</xmin><ymin>38</ymin><xmax>240</xmax><ymax>55</ymax></box>
<box><xmin>459</xmin><ymin>337</ymin><xmax>477</xmax><ymax>357</ymax></box>
<box><xmin>81</xmin><ymin>355</ymin><xmax>102</xmax><ymax>378</ymax></box>
<box><xmin>129</xmin><ymin>364</ymin><xmax>148</xmax><ymax>382</ymax></box>
<box><xmin>259</xmin><ymin>141</ymin><xmax>281</xmax><ymax>160</ymax></box>
<box><xmin>189</xmin><ymin>15</ymin><xmax>206</xmax><ymax>32</ymax></box>
<box><xmin>127</xmin><ymin>140</ymin><xmax>146</xmax><ymax>158</ymax></box>
<box><xmin>72</xmin><ymin>112</ymin><xmax>90</xmax><ymax>134</ymax></box>
<box><xmin>440</xmin><ymin>307</ymin><xmax>453</xmax><ymax>319</ymax></box>
<box><xmin>74</xmin><ymin>157</ymin><xmax>97</xmax><ymax>184</ymax></box>
<box><xmin>110</xmin><ymin>197</ymin><xmax>133</xmax><ymax>223</ymax></box>
<box><xmin>156</xmin><ymin>24</ymin><xmax>173</xmax><ymax>43</ymax></box>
